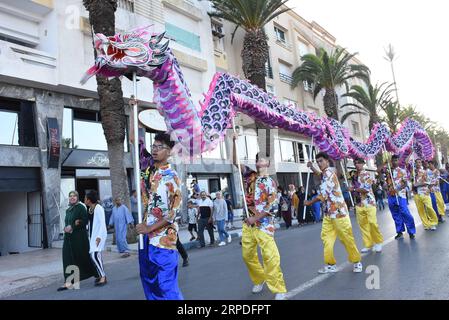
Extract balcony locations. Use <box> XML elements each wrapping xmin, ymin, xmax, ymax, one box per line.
<box><xmin>117</xmin><ymin>0</ymin><xmax>134</xmax><ymax>12</ymax></box>
<box><xmin>162</xmin><ymin>0</ymin><xmax>202</xmax><ymax>21</ymax></box>
<box><xmin>279</xmin><ymin>73</ymin><xmax>293</xmax><ymax>85</ymax></box>
<box><xmin>265</xmin><ymin>66</ymin><xmax>273</xmax><ymax>79</ymax></box>
<box><xmin>0</xmin><ymin>40</ymin><xmax>57</xmax><ymax>85</ymax></box>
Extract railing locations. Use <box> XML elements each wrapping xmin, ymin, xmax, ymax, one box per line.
<box><xmin>279</xmin><ymin>73</ymin><xmax>293</xmax><ymax>85</ymax></box>
<box><xmin>265</xmin><ymin>66</ymin><xmax>273</xmax><ymax>79</ymax></box>
<box><xmin>117</xmin><ymin>0</ymin><xmax>134</xmax><ymax>12</ymax></box>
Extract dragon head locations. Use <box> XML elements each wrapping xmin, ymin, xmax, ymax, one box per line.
<box><xmin>81</xmin><ymin>26</ymin><xmax>169</xmax><ymax>84</ymax></box>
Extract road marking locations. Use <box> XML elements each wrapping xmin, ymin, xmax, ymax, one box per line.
<box><xmin>285</xmin><ymin>220</ymin><xmax>423</xmax><ymax>300</ymax></box>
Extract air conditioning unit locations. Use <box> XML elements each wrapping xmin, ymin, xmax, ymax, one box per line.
<box><xmin>212</xmin><ymin>23</ymin><xmax>224</xmax><ymax>39</ymax></box>
<box><xmin>303</xmin><ymin>80</ymin><xmax>312</xmax><ymax>92</ymax></box>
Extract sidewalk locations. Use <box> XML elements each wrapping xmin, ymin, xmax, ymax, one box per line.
<box><xmin>0</xmin><ymin>215</ymin><xmax>306</xmax><ymax>299</ymax></box>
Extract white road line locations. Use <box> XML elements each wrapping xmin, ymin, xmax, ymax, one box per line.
<box><xmin>285</xmin><ymin>220</ymin><xmax>423</xmax><ymax>299</ymax></box>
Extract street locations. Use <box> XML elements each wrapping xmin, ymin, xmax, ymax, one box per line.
<box><xmin>6</xmin><ymin>204</ymin><xmax>449</xmax><ymax>300</ymax></box>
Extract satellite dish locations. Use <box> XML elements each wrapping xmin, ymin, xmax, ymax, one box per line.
<box><xmin>138</xmin><ymin>109</ymin><xmax>168</xmax><ymax>132</ymax></box>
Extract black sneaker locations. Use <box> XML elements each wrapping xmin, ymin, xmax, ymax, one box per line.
<box><xmin>189</xmin><ymin>236</ymin><xmax>195</xmax><ymax>241</ymax></box>
<box><xmin>394</xmin><ymin>232</ymin><xmax>403</xmax><ymax>240</ymax></box>
<box><xmin>409</xmin><ymin>233</ymin><xmax>416</xmax><ymax>239</ymax></box>
<box><xmin>182</xmin><ymin>259</ymin><xmax>189</xmax><ymax>267</ymax></box>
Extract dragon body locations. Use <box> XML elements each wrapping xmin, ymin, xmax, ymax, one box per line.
<box><xmin>81</xmin><ymin>26</ymin><xmax>434</xmax><ymax>163</ymax></box>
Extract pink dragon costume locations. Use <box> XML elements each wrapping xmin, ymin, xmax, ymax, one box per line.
<box><xmin>81</xmin><ymin>26</ymin><xmax>434</xmax><ymax>163</ymax></box>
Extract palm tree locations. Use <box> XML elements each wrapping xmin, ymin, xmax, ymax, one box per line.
<box><xmin>83</xmin><ymin>0</ymin><xmax>130</xmax><ymax>207</ymax></box>
<box><xmin>291</xmin><ymin>47</ymin><xmax>370</xmax><ymax>120</ymax></box>
<box><xmin>209</xmin><ymin>0</ymin><xmax>291</xmax><ymax>90</ymax></box>
<box><xmin>384</xmin><ymin>44</ymin><xmax>401</xmax><ymax>104</ymax></box>
<box><xmin>340</xmin><ymin>81</ymin><xmax>395</xmax><ymax>130</ymax></box>
<box><xmin>209</xmin><ymin>0</ymin><xmax>291</xmax><ymax>173</ymax></box>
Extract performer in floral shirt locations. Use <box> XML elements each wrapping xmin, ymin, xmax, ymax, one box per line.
<box><xmin>136</xmin><ymin>133</ymin><xmax>183</xmax><ymax>300</ymax></box>
<box><xmin>413</xmin><ymin>159</ymin><xmax>438</xmax><ymax>230</ymax></box>
<box><xmin>350</xmin><ymin>158</ymin><xmax>384</xmax><ymax>253</ymax></box>
<box><xmin>305</xmin><ymin>152</ymin><xmax>362</xmax><ymax>274</ymax></box>
<box><xmin>379</xmin><ymin>155</ymin><xmax>416</xmax><ymax>240</ymax></box>
<box><xmin>427</xmin><ymin>161</ymin><xmax>445</xmax><ymax>222</ymax></box>
<box><xmin>233</xmin><ymin>134</ymin><xmax>287</xmax><ymax>300</ymax></box>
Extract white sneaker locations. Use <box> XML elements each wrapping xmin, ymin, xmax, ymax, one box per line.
<box><xmin>227</xmin><ymin>234</ymin><xmax>232</xmax><ymax>243</ymax></box>
<box><xmin>274</xmin><ymin>293</ymin><xmax>287</xmax><ymax>300</ymax></box>
<box><xmin>361</xmin><ymin>247</ymin><xmax>372</xmax><ymax>253</ymax></box>
<box><xmin>353</xmin><ymin>262</ymin><xmax>363</xmax><ymax>273</ymax></box>
<box><xmin>252</xmin><ymin>282</ymin><xmax>265</xmax><ymax>293</ymax></box>
<box><xmin>373</xmin><ymin>244</ymin><xmax>382</xmax><ymax>252</ymax></box>
<box><xmin>431</xmin><ymin>226</ymin><xmax>437</xmax><ymax>231</ymax></box>
<box><xmin>318</xmin><ymin>265</ymin><xmax>338</xmax><ymax>274</ymax></box>
<box><xmin>218</xmin><ymin>241</ymin><xmax>226</xmax><ymax>246</ymax></box>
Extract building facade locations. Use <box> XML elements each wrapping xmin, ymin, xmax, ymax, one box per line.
<box><xmin>0</xmin><ymin>0</ymin><xmax>374</xmax><ymax>255</ymax></box>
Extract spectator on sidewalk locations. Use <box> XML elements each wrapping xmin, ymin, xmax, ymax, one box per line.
<box><xmin>225</xmin><ymin>194</ymin><xmax>234</xmax><ymax>229</ymax></box>
<box><xmin>58</xmin><ymin>190</ymin><xmax>97</xmax><ymax>291</ymax></box>
<box><xmin>85</xmin><ymin>190</ymin><xmax>107</xmax><ymax>286</ymax></box>
<box><xmin>109</xmin><ymin>197</ymin><xmax>134</xmax><ymax>258</ymax></box>
<box><xmin>310</xmin><ymin>189</ymin><xmax>322</xmax><ymax>223</ymax></box>
<box><xmin>289</xmin><ymin>185</ymin><xmax>299</xmax><ymax>219</ymax></box>
<box><xmin>296</xmin><ymin>186</ymin><xmax>306</xmax><ymax>225</ymax></box>
<box><xmin>279</xmin><ymin>188</ymin><xmax>292</xmax><ymax>229</ymax></box>
<box><xmin>102</xmin><ymin>196</ymin><xmax>113</xmax><ymax>226</ymax></box>
<box><xmin>214</xmin><ymin>192</ymin><xmax>232</xmax><ymax>246</ymax></box>
<box><xmin>187</xmin><ymin>199</ymin><xmax>198</xmax><ymax>241</ymax></box>
<box><xmin>130</xmin><ymin>190</ymin><xmax>139</xmax><ymax>226</ymax></box>
<box><xmin>196</xmin><ymin>191</ymin><xmax>215</xmax><ymax>247</ymax></box>
<box><xmin>375</xmin><ymin>185</ymin><xmax>385</xmax><ymax>211</ymax></box>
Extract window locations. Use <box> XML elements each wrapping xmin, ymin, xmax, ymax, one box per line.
<box><xmin>304</xmin><ymin>144</ymin><xmax>317</xmax><ymax>162</ymax></box>
<box><xmin>0</xmin><ymin>99</ymin><xmax>36</xmax><ymax>147</ymax></box>
<box><xmin>63</xmin><ymin>107</ymin><xmax>129</xmax><ymax>152</ymax></box>
<box><xmin>237</xmin><ymin>135</ymin><xmax>248</xmax><ymax>160</ymax></box>
<box><xmin>279</xmin><ymin>62</ymin><xmax>293</xmax><ymax>85</ymax></box>
<box><xmin>0</xmin><ymin>110</ymin><xmax>19</xmax><ymax>145</ymax></box>
<box><xmin>298</xmin><ymin>41</ymin><xmax>309</xmax><ymax>57</ymax></box>
<box><xmin>297</xmin><ymin>143</ymin><xmax>305</xmax><ymax>163</ymax></box>
<box><xmin>117</xmin><ymin>0</ymin><xmax>134</xmax><ymax>12</ymax></box>
<box><xmin>351</xmin><ymin>121</ymin><xmax>361</xmax><ymax>136</ymax></box>
<box><xmin>279</xmin><ymin>140</ymin><xmax>295</xmax><ymax>162</ymax></box>
<box><xmin>202</xmin><ymin>141</ymin><xmax>226</xmax><ymax>159</ymax></box>
<box><xmin>246</xmin><ymin>135</ymin><xmax>259</xmax><ymax>160</ymax></box>
<box><xmin>274</xmin><ymin>26</ymin><xmax>286</xmax><ymax>43</ymax></box>
<box><xmin>165</xmin><ymin>23</ymin><xmax>201</xmax><ymax>52</ymax></box>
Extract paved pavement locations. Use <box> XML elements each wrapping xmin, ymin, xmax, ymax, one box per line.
<box><xmin>5</xmin><ymin>202</ymin><xmax>449</xmax><ymax>300</ymax></box>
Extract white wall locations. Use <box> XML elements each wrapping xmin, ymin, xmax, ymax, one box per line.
<box><xmin>0</xmin><ymin>192</ymin><xmax>29</xmax><ymax>256</ymax></box>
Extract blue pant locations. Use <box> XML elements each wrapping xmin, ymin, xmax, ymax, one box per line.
<box><xmin>377</xmin><ymin>199</ymin><xmax>385</xmax><ymax>211</ymax></box>
<box><xmin>430</xmin><ymin>193</ymin><xmax>442</xmax><ymax>219</ymax></box>
<box><xmin>441</xmin><ymin>183</ymin><xmax>449</xmax><ymax>203</ymax></box>
<box><xmin>312</xmin><ymin>203</ymin><xmax>321</xmax><ymax>222</ymax></box>
<box><xmin>228</xmin><ymin>211</ymin><xmax>234</xmax><ymax>224</ymax></box>
<box><xmin>139</xmin><ymin>235</ymin><xmax>183</xmax><ymax>300</ymax></box>
<box><xmin>216</xmin><ymin>220</ymin><xmax>229</xmax><ymax>243</ymax></box>
<box><xmin>388</xmin><ymin>196</ymin><xmax>416</xmax><ymax>235</ymax></box>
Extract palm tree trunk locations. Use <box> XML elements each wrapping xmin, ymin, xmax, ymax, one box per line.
<box><xmin>241</xmin><ymin>29</ymin><xmax>269</xmax><ymax>91</ymax></box>
<box><xmin>84</xmin><ymin>0</ymin><xmax>130</xmax><ymax>208</ymax></box>
<box><xmin>323</xmin><ymin>89</ymin><xmax>339</xmax><ymax>120</ymax></box>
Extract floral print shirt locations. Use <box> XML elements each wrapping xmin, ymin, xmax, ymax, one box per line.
<box><xmin>319</xmin><ymin>167</ymin><xmax>349</xmax><ymax>219</ymax></box>
<box><xmin>415</xmin><ymin>168</ymin><xmax>430</xmax><ymax>196</ymax></box>
<box><xmin>242</xmin><ymin>166</ymin><xmax>278</xmax><ymax>236</ymax></box>
<box><xmin>144</xmin><ymin>164</ymin><xmax>182</xmax><ymax>250</ymax></box>
<box><xmin>429</xmin><ymin>169</ymin><xmax>441</xmax><ymax>193</ymax></box>
<box><xmin>354</xmin><ymin>170</ymin><xmax>376</xmax><ymax>207</ymax></box>
<box><xmin>389</xmin><ymin>167</ymin><xmax>408</xmax><ymax>199</ymax></box>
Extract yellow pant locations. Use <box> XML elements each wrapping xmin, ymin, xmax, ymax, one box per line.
<box><xmin>356</xmin><ymin>205</ymin><xmax>384</xmax><ymax>248</ymax></box>
<box><xmin>414</xmin><ymin>194</ymin><xmax>438</xmax><ymax>228</ymax></box>
<box><xmin>241</xmin><ymin>224</ymin><xmax>287</xmax><ymax>293</ymax></box>
<box><xmin>321</xmin><ymin>216</ymin><xmax>361</xmax><ymax>265</ymax></box>
<box><xmin>435</xmin><ymin>192</ymin><xmax>446</xmax><ymax>217</ymax></box>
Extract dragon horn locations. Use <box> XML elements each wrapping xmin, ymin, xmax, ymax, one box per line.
<box><xmin>150</xmin><ymin>32</ymin><xmax>166</xmax><ymax>46</ymax></box>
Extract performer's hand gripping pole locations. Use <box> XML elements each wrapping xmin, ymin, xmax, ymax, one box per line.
<box><xmin>340</xmin><ymin>160</ymin><xmax>355</xmax><ymax>208</ymax></box>
<box><xmin>232</xmin><ymin>117</ymin><xmax>249</xmax><ymax>219</ymax></box>
<box><xmin>383</xmin><ymin>145</ymin><xmax>400</xmax><ymax>206</ymax></box>
<box><xmin>132</xmin><ymin>72</ymin><xmax>144</xmax><ymax>249</ymax></box>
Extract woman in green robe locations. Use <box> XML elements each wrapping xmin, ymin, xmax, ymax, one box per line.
<box><xmin>58</xmin><ymin>191</ymin><xmax>97</xmax><ymax>291</ymax></box>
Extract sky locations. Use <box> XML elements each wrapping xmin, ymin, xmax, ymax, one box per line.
<box><xmin>291</xmin><ymin>0</ymin><xmax>449</xmax><ymax>131</ymax></box>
